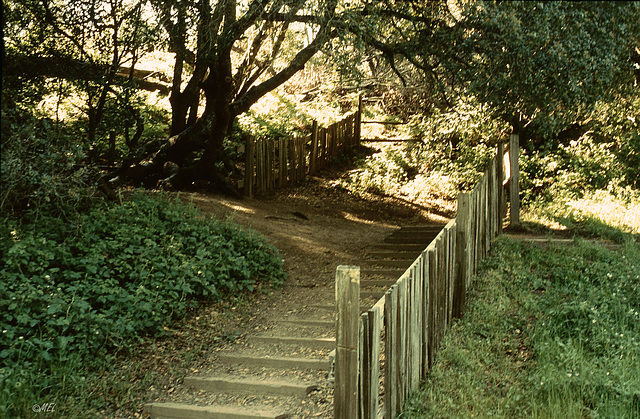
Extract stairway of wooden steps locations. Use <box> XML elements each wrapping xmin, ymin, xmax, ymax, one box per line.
<box><xmin>143</xmin><ymin>224</ymin><xmax>445</xmax><ymax>419</ymax></box>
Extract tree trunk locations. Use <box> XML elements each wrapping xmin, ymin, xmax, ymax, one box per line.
<box><xmin>112</xmin><ymin>81</ymin><xmax>234</xmax><ymax>193</ymax></box>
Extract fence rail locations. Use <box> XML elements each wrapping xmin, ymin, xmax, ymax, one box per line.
<box><xmin>335</xmin><ymin>139</ymin><xmax>518</xmax><ymax>418</ymax></box>
<box><xmin>243</xmin><ymin>99</ymin><xmax>362</xmax><ymax>196</ymax></box>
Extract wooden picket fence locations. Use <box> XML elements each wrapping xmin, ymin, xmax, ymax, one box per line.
<box><xmin>243</xmin><ymin>99</ymin><xmax>362</xmax><ymax>196</ymax></box>
<box><xmin>335</xmin><ymin>138</ymin><xmax>519</xmax><ymax>418</ymax></box>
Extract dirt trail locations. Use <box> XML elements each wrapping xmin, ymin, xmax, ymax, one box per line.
<box><xmin>140</xmin><ymin>173</ymin><xmax>453</xmax><ymax>418</ymax></box>
<box><xmin>188</xmin><ymin>174</ymin><xmax>451</xmax><ymax>287</ymax></box>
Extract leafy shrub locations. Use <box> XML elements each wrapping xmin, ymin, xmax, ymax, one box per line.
<box><xmin>405</xmin><ymin>94</ymin><xmax>509</xmax><ymax>187</ymax></box>
<box><xmin>519</xmin><ymin>132</ymin><xmax>633</xmax><ymax>207</ymax></box>
<box><xmin>236</xmin><ymin>94</ymin><xmax>314</xmax><ymax>143</ymax></box>
<box><xmin>0</xmin><ymin>193</ymin><xmax>284</xmax><ymax>415</ymax></box>
<box><xmin>342</xmin><ymin>95</ymin><xmax>509</xmax><ymax>201</ymax></box>
<box><xmin>0</xmin><ymin>112</ymin><xmax>99</xmax><ymax>218</ymax></box>
<box><xmin>345</xmin><ymin>147</ymin><xmax>415</xmax><ymax>195</ymax></box>
<box><xmin>589</xmin><ymin>94</ymin><xmax>640</xmax><ymax>189</ymax></box>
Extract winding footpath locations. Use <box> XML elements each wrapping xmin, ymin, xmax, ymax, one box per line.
<box><xmin>143</xmin><ymin>225</ymin><xmax>445</xmax><ymax>419</ymax></box>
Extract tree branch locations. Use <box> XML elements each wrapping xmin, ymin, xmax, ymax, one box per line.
<box><xmin>4</xmin><ymin>54</ymin><xmax>171</xmax><ymax>94</ymax></box>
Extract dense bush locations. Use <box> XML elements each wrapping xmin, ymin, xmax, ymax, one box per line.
<box><xmin>405</xmin><ymin>95</ymin><xmax>509</xmax><ymax>189</ymax></box>
<box><xmin>0</xmin><ymin>112</ymin><xmax>99</xmax><ymax>218</ymax></box>
<box><xmin>0</xmin><ymin>193</ymin><xmax>285</xmax><ymax>415</ymax></box>
<box><xmin>236</xmin><ymin>94</ymin><xmax>314</xmax><ymax>143</ymax></box>
<box><xmin>342</xmin><ymin>95</ymin><xmax>509</xmax><ymax>201</ymax></box>
<box><xmin>519</xmin><ymin>135</ymin><xmax>635</xmax><ymax>207</ymax></box>
<box><xmin>588</xmin><ymin>94</ymin><xmax>640</xmax><ymax>189</ymax></box>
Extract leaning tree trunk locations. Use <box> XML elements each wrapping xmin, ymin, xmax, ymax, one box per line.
<box><xmin>108</xmin><ymin>65</ymin><xmax>236</xmax><ymax>192</ymax></box>
<box><xmin>112</xmin><ymin>110</ymin><xmax>214</xmax><ymax>188</ymax></box>
<box><xmin>164</xmin><ymin>65</ymin><xmax>236</xmax><ymax>191</ymax></box>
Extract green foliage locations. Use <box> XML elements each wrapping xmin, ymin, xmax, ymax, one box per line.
<box><xmin>441</xmin><ymin>1</ymin><xmax>640</xmax><ymax>136</ymax></box>
<box><xmin>404</xmin><ymin>235</ymin><xmax>640</xmax><ymax>418</ymax></box>
<box><xmin>588</xmin><ymin>93</ymin><xmax>640</xmax><ymax>189</ymax></box>
<box><xmin>0</xmin><ymin>193</ymin><xmax>284</xmax><ymax>416</ymax></box>
<box><xmin>519</xmin><ymin>96</ymin><xmax>640</xmax><ymax>206</ymax></box>
<box><xmin>405</xmin><ymin>95</ymin><xmax>510</xmax><ymax>189</ymax></box>
<box><xmin>236</xmin><ymin>94</ymin><xmax>314</xmax><ymax>143</ymax></box>
<box><xmin>342</xmin><ymin>95</ymin><xmax>508</xmax><ymax>201</ymax></box>
<box><xmin>344</xmin><ymin>147</ymin><xmax>415</xmax><ymax>195</ymax></box>
<box><xmin>0</xmin><ymin>111</ymin><xmax>99</xmax><ymax>218</ymax></box>
<box><xmin>3</xmin><ymin>0</ymin><xmax>168</xmax><ymax>165</ymax></box>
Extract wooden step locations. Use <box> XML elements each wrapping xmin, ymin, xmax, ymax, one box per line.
<box><xmin>217</xmin><ymin>354</ymin><xmax>329</xmax><ymax>370</ymax></box>
<box><xmin>274</xmin><ymin>319</ymin><xmax>334</xmax><ymax>327</ymax></box>
<box><xmin>361</xmin><ymin>259</ymin><xmax>414</xmax><ymax>268</ymax></box>
<box><xmin>361</xmin><ymin>268</ymin><xmax>404</xmax><ymax>277</ymax></box>
<box><xmin>373</xmin><ymin>244</ymin><xmax>426</xmax><ymax>252</ymax></box>
<box><xmin>309</xmin><ymin>304</ymin><xmax>370</xmax><ymax>312</ymax></box>
<box><xmin>366</xmin><ymin>251</ymin><xmax>421</xmax><ymax>259</ymax></box>
<box><xmin>383</xmin><ymin>235</ymin><xmax>437</xmax><ymax>245</ymax></box>
<box><xmin>361</xmin><ymin>279</ymin><xmax>397</xmax><ymax>287</ymax></box>
<box><xmin>144</xmin><ymin>402</ymin><xmax>288</xmax><ymax>419</ymax></box>
<box><xmin>361</xmin><ymin>290</ymin><xmax>388</xmax><ymax>299</ymax></box>
<box><xmin>248</xmin><ymin>335</ymin><xmax>335</xmax><ymax>350</ymax></box>
<box><xmin>394</xmin><ymin>225</ymin><xmax>446</xmax><ymax>233</ymax></box>
<box><xmin>184</xmin><ymin>375</ymin><xmax>318</xmax><ymax>398</ymax></box>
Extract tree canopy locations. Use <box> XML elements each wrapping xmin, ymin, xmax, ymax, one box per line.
<box><xmin>3</xmin><ymin>0</ymin><xmax>639</xmax><ymax>195</ymax></box>
<box><xmin>424</xmin><ymin>1</ymin><xmax>640</xmax><ymax>138</ymax></box>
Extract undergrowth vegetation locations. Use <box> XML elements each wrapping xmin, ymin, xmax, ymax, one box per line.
<box><xmin>396</xmin><ymin>91</ymin><xmax>640</xmax><ymax>416</ymax></box>
<box><xmin>0</xmin><ymin>192</ymin><xmax>285</xmax><ymax>417</ymax></box>
<box><xmin>525</xmin><ymin>189</ymin><xmax>640</xmax><ymax>241</ymax></box>
<box><xmin>341</xmin><ymin>95</ymin><xmax>510</xmax><ymax>202</ymax></box>
<box><xmin>343</xmin><ymin>92</ymin><xmax>639</xmax><ymax>214</ymax></box>
<box><xmin>403</xmin><ymin>235</ymin><xmax>640</xmax><ymax>418</ymax></box>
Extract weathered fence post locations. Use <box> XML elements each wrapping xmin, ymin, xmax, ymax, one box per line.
<box><xmin>335</xmin><ymin>266</ymin><xmax>360</xmax><ymax>419</ymax></box>
<box><xmin>453</xmin><ymin>193</ymin><xmax>470</xmax><ymax>319</ymax></box>
<box><xmin>244</xmin><ymin>137</ymin><xmax>254</xmax><ymax>197</ymax></box>
<box><xmin>509</xmin><ymin>133</ymin><xmax>520</xmax><ymax>227</ymax></box>
<box><xmin>356</xmin><ymin>94</ymin><xmax>362</xmax><ymax>146</ymax></box>
<box><xmin>497</xmin><ymin>142</ymin><xmax>505</xmax><ymax>229</ymax></box>
<box><xmin>310</xmin><ymin>120</ymin><xmax>319</xmax><ymax>174</ymax></box>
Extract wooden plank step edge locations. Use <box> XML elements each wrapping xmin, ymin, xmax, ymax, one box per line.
<box><xmin>395</xmin><ymin>225</ymin><xmax>447</xmax><ymax>232</ymax></box>
<box><xmin>309</xmin><ymin>304</ymin><xmax>369</xmax><ymax>312</ymax></box>
<box><xmin>361</xmin><ymin>290</ymin><xmax>386</xmax><ymax>299</ymax></box>
<box><xmin>184</xmin><ymin>376</ymin><xmax>318</xmax><ymax>398</ymax></box>
<box><xmin>361</xmin><ymin>279</ymin><xmax>397</xmax><ymax>287</ymax></box>
<box><xmin>143</xmin><ymin>402</ymin><xmax>289</xmax><ymax>419</ymax></box>
<box><xmin>383</xmin><ymin>237</ymin><xmax>436</xmax><ymax>244</ymax></box>
<box><xmin>366</xmin><ymin>251</ymin><xmax>421</xmax><ymax>259</ymax></box>
<box><xmin>248</xmin><ymin>335</ymin><xmax>335</xmax><ymax>349</ymax></box>
<box><xmin>217</xmin><ymin>354</ymin><xmax>329</xmax><ymax>370</ymax></box>
<box><xmin>274</xmin><ymin>319</ymin><xmax>334</xmax><ymax>327</ymax></box>
<box><xmin>359</xmin><ymin>259</ymin><xmax>414</xmax><ymax>268</ymax></box>
<box><xmin>372</xmin><ymin>244</ymin><xmax>427</xmax><ymax>251</ymax></box>
<box><xmin>388</xmin><ymin>232</ymin><xmax>441</xmax><ymax>238</ymax></box>
<box><xmin>361</xmin><ymin>268</ymin><xmax>404</xmax><ymax>276</ymax></box>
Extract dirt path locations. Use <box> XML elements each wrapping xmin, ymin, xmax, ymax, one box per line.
<box><xmin>188</xmin><ymin>175</ymin><xmax>450</xmax><ymax>287</ymax></box>
<box><xmin>138</xmin><ymin>173</ymin><xmax>453</xmax><ymax>418</ymax></box>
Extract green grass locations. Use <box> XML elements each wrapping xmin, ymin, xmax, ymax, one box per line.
<box><xmin>403</xmin><ymin>231</ymin><xmax>640</xmax><ymax>418</ymax></box>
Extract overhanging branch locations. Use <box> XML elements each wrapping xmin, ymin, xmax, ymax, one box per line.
<box><xmin>3</xmin><ymin>54</ymin><xmax>171</xmax><ymax>94</ymax></box>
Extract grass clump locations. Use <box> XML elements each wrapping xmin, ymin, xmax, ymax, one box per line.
<box><xmin>403</xmin><ymin>232</ymin><xmax>640</xmax><ymax>418</ymax></box>
<box><xmin>0</xmin><ymin>192</ymin><xmax>285</xmax><ymax>417</ymax></box>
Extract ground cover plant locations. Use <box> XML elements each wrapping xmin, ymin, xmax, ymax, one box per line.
<box><xmin>402</xmin><ymin>207</ymin><xmax>640</xmax><ymax>418</ymax></box>
<box><xmin>0</xmin><ymin>192</ymin><xmax>285</xmax><ymax>417</ymax></box>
